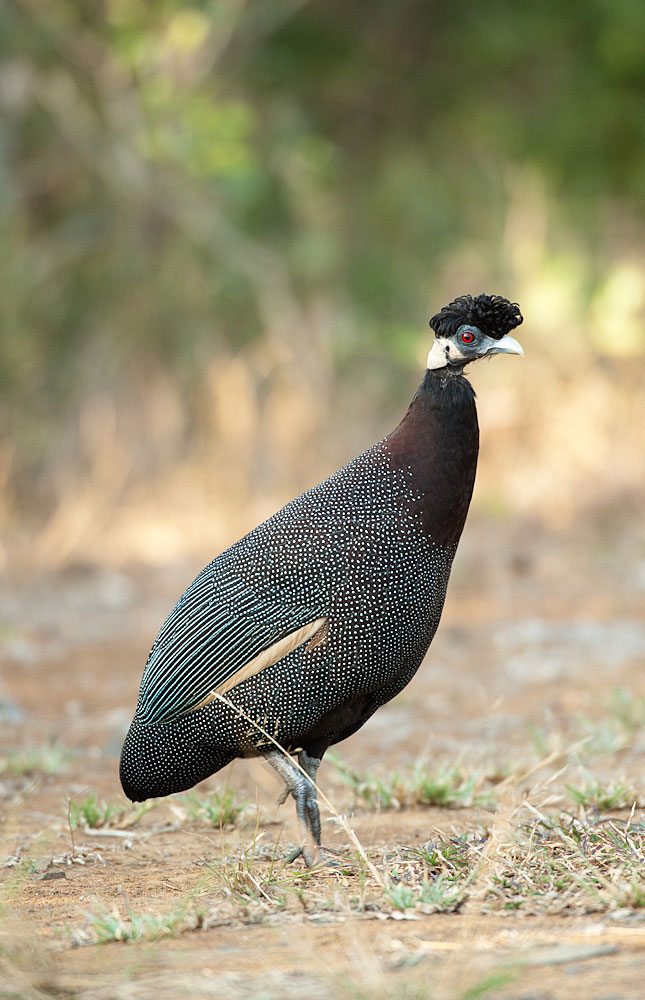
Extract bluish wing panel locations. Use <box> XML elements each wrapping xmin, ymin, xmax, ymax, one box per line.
<box><xmin>136</xmin><ymin>559</ymin><xmax>322</xmax><ymax>725</ymax></box>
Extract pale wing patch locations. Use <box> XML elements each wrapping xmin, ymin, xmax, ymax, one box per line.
<box><xmin>188</xmin><ymin>616</ymin><xmax>328</xmax><ymax>711</ymax></box>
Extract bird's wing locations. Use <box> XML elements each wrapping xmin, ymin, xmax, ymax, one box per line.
<box><xmin>135</xmin><ymin>555</ymin><xmax>327</xmax><ymax>725</ymax></box>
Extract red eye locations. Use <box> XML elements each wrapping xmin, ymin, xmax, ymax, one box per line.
<box><xmin>461</xmin><ymin>331</ymin><xmax>475</xmax><ymax>344</ymax></box>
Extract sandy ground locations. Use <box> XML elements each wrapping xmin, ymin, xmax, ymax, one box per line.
<box><xmin>1</xmin><ymin>509</ymin><xmax>645</xmax><ymax>999</ymax></box>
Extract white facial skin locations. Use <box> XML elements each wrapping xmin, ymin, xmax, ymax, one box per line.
<box><xmin>427</xmin><ymin>324</ymin><xmax>524</xmax><ymax>371</ymax></box>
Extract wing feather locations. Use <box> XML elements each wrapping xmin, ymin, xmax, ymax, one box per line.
<box><xmin>136</xmin><ymin>559</ymin><xmax>326</xmax><ymax>725</ymax></box>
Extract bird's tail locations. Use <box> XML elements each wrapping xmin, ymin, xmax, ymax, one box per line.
<box><xmin>119</xmin><ymin>713</ymin><xmax>236</xmax><ymax>801</ymax></box>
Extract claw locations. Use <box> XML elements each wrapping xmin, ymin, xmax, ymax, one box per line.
<box><xmin>276</xmin><ymin>785</ymin><xmax>291</xmax><ymax>808</ymax></box>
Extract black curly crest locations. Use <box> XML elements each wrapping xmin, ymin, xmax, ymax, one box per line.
<box><xmin>430</xmin><ymin>294</ymin><xmax>523</xmax><ymax>341</ymax></box>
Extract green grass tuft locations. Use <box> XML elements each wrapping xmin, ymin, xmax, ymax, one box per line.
<box><xmin>331</xmin><ymin>755</ymin><xmax>495</xmax><ymax>811</ymax></box>
<box><xmin>565</xmin><ymin>769</ymin><xmax>639</xmax><ymax>811</ymax></box>
<box><xmin>460</xmin><ymin>968</ymin><xmax>519</xmax><ymax>1000</ymax></box>
<box><xmin>84</xmin><ymin>903</ymin><xmax>196</xmax><ymax>944</ymax></box>
<box><xmin>179</xmin><ymin>786</ymin><xmax>246</xmax><ymax>827</ymax></box>
<box><xmin>387</xmin><ymin>875</ymin><xmax>465</xmax><ymax>914</ymax></box>
<box><xmin>68</xmin><ymin>792</ymin><xmax>155</xmax><ymax>830</ymax></box>
<box><xmin>0</xmin><ymin>743</ymin><xmax>71</xmax><ymax>776</ymax></box>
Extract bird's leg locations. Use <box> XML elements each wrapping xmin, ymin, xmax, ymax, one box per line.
<box><xmin>271</xmin><ymin>751</ymin><xmax>322</xmax><ymax>839</ymax></box>
<box><xmin>297</xmin><ymin>749</ymin><xmax>322</xmax><ymax>846</ymax></box>
<box><xmin>264</xmin><ymin>749</ymin><xmax>322</xmax><ymax>867</ymax></box>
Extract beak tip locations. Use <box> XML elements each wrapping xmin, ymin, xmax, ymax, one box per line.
<box><xmin>495</xmin><ymin>333</ymin><xmax>524</xmax><ymax>358</ymax></box>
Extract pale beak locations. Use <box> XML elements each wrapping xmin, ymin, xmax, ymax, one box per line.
<box><xmin>488</xmin><ymin>334</ymin><xmax>524</xmax><ymax>357</ymax></box>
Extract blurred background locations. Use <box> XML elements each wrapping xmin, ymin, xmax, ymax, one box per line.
<box><xmin>0</xmin><ymin>0</ymin><xmax>643</xmax><ymax>575</ymax></box>
<box><xmin>2</xmin><ymin>8</ymin><xmax>645</xmax><ymax>984</ymax></box>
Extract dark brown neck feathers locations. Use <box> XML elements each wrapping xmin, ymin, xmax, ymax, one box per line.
<box><xmin>386</xmin><ymin>369</ymin><xmax>479</xmax><ymax>545</ymax></box>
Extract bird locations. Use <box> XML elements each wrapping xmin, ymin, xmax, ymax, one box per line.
<box><xmin>120</xmin><ymin>293</ymin><xmax>523</xmax><ymax>865</ymax></box>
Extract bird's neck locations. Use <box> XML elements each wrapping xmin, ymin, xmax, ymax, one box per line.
<box><xmin>386</xmin><ymin>368</ymin><xmax>479</xmax><ymax>545</ymax></box>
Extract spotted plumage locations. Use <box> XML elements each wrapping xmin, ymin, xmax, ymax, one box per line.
<box><xmin>120</xmin><ymin>292</ymin><xmax>523</xmax><ymax>864</ymax></box>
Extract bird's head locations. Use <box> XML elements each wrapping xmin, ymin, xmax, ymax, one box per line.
<box><xmin>427</xmin><ymin>293</ymin><xmax>523</xmax><ymax>372</ymax></box>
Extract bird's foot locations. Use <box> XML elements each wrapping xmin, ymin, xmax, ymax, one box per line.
<box><xmin>284</xmin><ymin>844</ymin><xmax>343</xmax><ymax>869</ymax></box>
<box><xmin>285</xmin><ymin>843</ymin><xmax>320</xmax><ymax>868</ymax></box>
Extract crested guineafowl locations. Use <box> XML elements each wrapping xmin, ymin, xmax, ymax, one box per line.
<box><xmin>121</xmin><ymin>293</ymin><xmax>523</xmax><ymax>864</ymax></box>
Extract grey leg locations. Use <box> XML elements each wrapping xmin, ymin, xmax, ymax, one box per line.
<box><xmin>264</xmin><ymin>749</ymin><xmax>322</xmax><ymax>866</ymax></box>
<box><xmin>298</xmin><ymin>750</ymin><xmax>322</xmax><ymax>846</ymax></box>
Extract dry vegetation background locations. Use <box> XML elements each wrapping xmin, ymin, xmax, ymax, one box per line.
<box><xmin>1</xmin><ymin>1</ymin><xmax>644</xmax><ymax>998</ymax></box>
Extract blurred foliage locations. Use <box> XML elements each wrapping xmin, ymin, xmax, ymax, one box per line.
<box><xmin>0</xmin><ymin>0</ymin><xmax>644</xmax><ymax>547</ymax></box>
